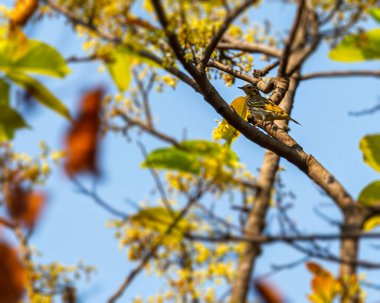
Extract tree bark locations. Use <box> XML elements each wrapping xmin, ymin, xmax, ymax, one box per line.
<box><xmin>339</xmin><ymin>210</ymin><xmax>365</xmax><ymax>303</ymax></box>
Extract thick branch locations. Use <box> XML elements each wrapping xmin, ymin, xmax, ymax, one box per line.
<box><xmin>278</xmin><ymin>0</ymin><xmax>306</xmax><ymax>76</ymax></box>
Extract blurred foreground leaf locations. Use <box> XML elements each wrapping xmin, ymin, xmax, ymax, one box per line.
<box><xmin>0</xmin><ymin>78</ymin><xmax>9</xmax><ymax>105</ymax></box>
<box><xmin>6</xmin><ymin>72</ymin><xmax>71</xmax><ymax>119</ymax></box>
<box><xmin>64</xmin><ymin>88</ymin><xmax>103</xmax><ymax>177</ymax></box>
<box><xmin>0</xmin><ymin>242</ymin><xmax>27</xmax><ymax>303</ymax></box>
<box><xmin>0</xmin><ymin>38</ymin><xmax>70</xmax><ymax>78</ymax></box>
<box><xmin>369</xmin><ymin>8</ymin><xmax>380</xmax><ymax>23</ymax></box>
<box><xmin>0</xmin><ymin>105</ymin><xmax>29</xmax><ymax>142</ymax></box>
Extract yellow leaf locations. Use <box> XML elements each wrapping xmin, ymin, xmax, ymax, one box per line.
<box><xmin>363</xmin><ymin>216</ymin><xmax>380</xmax><ymax>231</ymax></box>
<box><xmin>213</xmin><ymin>96</ymin><xmax>248</xmax><ymax>146</ymax></box>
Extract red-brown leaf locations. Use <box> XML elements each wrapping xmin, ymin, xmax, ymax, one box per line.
<box><xmin>255</xmin><ymin>280</ymin><xmax>283</xmax><ymax>303</ymax></box>
<box><xmin>4</xmin><ymin>184</ymin><xmax>46</xmax><ymax>229</ymax></box>
<box><xmin>0</xmin><ymin>242</ymin><xmax>27</xmax><ymax>303</ymax></box>
<box><xmin>64</xmin><ymin>88</ymin><xmax>103</xmax><ymax>177</ymax></box>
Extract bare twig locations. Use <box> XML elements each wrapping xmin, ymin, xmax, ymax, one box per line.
<box><xmin>136</xmin><ymin>141</ymin><xmax>174</xmax><ymax>215</ymax></box>
<box><xmin>108</xmin><ymin>188</ymin><xmax>203</xmax><ymax>302</ymax></box>
<box><xmin>116</xmin><ymin>110</ymin><xmax>179</xmax><ymax>147</ymax></box>
<box><xmin>133</xmin><ymin>69</ymin><xmax>155</xmax><ymax>128</ymax></box>
<box><xmin>73</xmin><ymin>179</ymin><xmax>128</xmax><ymax>218</ymax></box>
<box><xmin>301</xmin><ymin>70</ymin><xmax>380</xmax><ymax>80</ymax></box>
<box><xmin>188</xmin><ymin>231</ymin><xmax>380</xmax><ymax>245</ymax></box>
<box><xmin>349</xmin><ymin>102</ymin><xmax>380</xmax><ymax>117</ymax></box>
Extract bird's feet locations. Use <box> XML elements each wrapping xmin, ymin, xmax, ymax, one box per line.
<box><xmin>247</xmin><ymin>115</ymin><xmax>261</xmax><ymax>126</ymax></box>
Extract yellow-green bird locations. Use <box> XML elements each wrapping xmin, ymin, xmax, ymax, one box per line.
<box><xmin>238</xmin><ymin>84</ymin><xmax>301</xmax><ymax>126</ymax></box>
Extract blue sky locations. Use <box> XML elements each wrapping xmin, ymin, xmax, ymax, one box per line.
<box><xmin>4</xmin><ymin>1</ymin><xmax>380</xmax><ymax>302</ymax></box>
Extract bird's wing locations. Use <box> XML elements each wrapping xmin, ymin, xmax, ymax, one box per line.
<box><xmin>263</xmin><ymin>101</ymin><xmax>287</xmax><ymax>115</ymax></box>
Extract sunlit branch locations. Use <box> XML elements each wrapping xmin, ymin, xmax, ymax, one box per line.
<box><xmin>278</xmin><ymin>0</ymin><xmax>306</xmax><ymax>76</ymax></box>
<box><xmin>217</xmin><ymin>40</ymin><xmax>282</xmax><ymax>58</ymax></box>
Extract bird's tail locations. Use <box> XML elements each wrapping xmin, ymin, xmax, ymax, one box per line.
<box><xmin>290</xmin><ymin>117</ymin><xmax>302</xmax><ymax>126</ymax></box>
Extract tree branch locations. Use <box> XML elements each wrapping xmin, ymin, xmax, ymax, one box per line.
<box><xmin>188</xmin><ymin>231</ymin><xmax>380</xmax><ymax>245</ymax></box>
<box><xmin>217</xmin><ymin>38</ymin><xmax>282</xmax><ymax>58</ymax></box>
<box><xmin>108</xmin><ymin>188</ymin><xmax>203</xmax><ymax>302</ymax></box>
<box><xmin>278</xmin><ymin>0</ymin><xmax>306</xmax><ymax>76</ymax></box>
<box><xmin>200</xmin><ymin>0</ymin><xmax>256</xmax><ymax>69</ymax></box>
<box><xmin>301</xmin><ymin>70</ymin><xmax>380</xmax><ymax>80</ymax></box>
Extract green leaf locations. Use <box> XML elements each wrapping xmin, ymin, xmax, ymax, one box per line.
<box><xmin>369</xmin><ymin>8</ymin><xmax>380</xmax><ymax>23</ymax></box>
<box><xmin>0</xmin><ymin>78</ymin><xmax>9</xmax><ymax>106</ymax></box>
<box><xmin>141</xmin><ymin>140</ymin><xmax>238</xmax><ymax>174</ymax></box>
<box><xmin>0</xmin><ymin>105</ymin><xmax>30</xmax><ymax>142</ymax></box>
<box><xmin>329</xmin><ymin>29</ymin><xmax>380</xmax><ymax>62</ymax></box>
<box><xmin>104</xmin><ymin>46</ymin><xmax>162</xmax><ymax>92</ymax></box>
<box><xmin>359</xmin><ymin>134</ymin><xmax>380</xmax><ymax>172</ymax></box>
<box><xmin>105</xmin><ymin>48</ymin><xmax>133</xmax><ymax>92</ymax></box>
<box><xmin>358</xmin><ymin>180</ymin><xmax>380</xmax><ymax>206</ymax></box>
<box><xmin>0</xmin><ymin>39</ymin><xmax>70</xmax><ymax>78</ymax></box>
<box><xmin>213</xmin><ymin>96</ymin><xmax>248</xmax><ymax>145</ymax></box>
<box><xmin>178</xmin><ymin>139</ymin><xmax>238</xmax><ymax>163</ymax></box>
<box><xmin>6</xmin><ymin>72</ymin><xmax>71</xmax><ymax>120</ymax></box>
<box><xmin>141</xmin><ymin>147</ymin><xmax>202</xmax><ymax>174</ymax></box>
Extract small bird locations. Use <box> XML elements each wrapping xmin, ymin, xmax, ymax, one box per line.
<box><xmin>238</xmin><ymin>84</ymin><xmax>301</xmax><ymax>126</ymax></box>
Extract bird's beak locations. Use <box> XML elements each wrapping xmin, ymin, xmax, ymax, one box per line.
<box><xmin>238</xmin><ymin>86</ymin><xmax>243</xmax><ymax>89</ymax></box>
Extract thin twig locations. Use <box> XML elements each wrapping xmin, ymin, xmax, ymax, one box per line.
<box><xmin>136</xmin><ymin>141</ymin><xmax>174</xmax><ymax>215</ymax></box>
<box><xmin>349</xmin><ymin>102</ymin><xmax>380</xmax><ymax>117</ymax></box>
<box><xmin>116</xmin><ymin>110</ymin><xmax>179</xmax><ymax>147</ymax></box>
<box><xmin>73</xmin><ymin>179</ymin><xmax>128</xmax><ymax>218</ymax></box>
<box><xmin>107</xmin><ymin>189</ymin><xmax>203</xmax><ymax>302</ymax></box>
<box><xmin>301</xmin><ymin>70</ymin><xmax>380</xmax><ymax>80</ymax></box>
<box><xmin>200</xmin><ymin>0</ymin><xmax>256</xmax><ymax>69</ymax></box>
<box><xmin>187</xmin><ymin>231</ymin><xmax>380</xmax><ymax>244</ymax></box>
